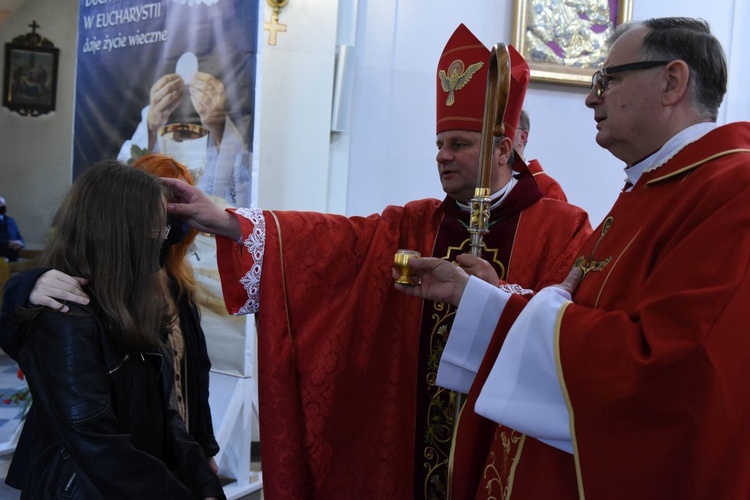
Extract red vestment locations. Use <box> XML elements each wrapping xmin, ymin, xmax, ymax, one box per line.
<box><xmin>527</xmin><ymin>159</ymin><xmax>568</xmax><ymax>202</ymax></box>
<box><xmin>467</xmin><ymin>122</ymin><xmax>750</xmax><ymax>499</ymax></box>
<box><xmin>216</xmin><ymin>173</ymin><xmax>591</xmax><ymax>499</ymax></box>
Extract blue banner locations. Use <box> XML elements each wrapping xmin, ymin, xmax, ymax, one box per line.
<box><xmin>74</xmin><ymin>0</ymin><xmax>258</xmax><ymax>206</ymax></box>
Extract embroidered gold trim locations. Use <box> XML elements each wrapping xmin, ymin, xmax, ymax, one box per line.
<box><xmin>594</xmin><ymin>230</ymin><xmax>641</xmax><ymax>309</ymax></box>
<box><xmin>445</xmin><ymin>238</ymin><xmax>506</xmax><ymax>280</ymax></box>
<box><xmin>505</xmin><ymin>433</ymin><xmax>526</xmax><ymax>500</ymax></box>
<box><xmin>554</xmin><ymin>301</ymin><xmax>584</xmax><ymax>499</ymax></box>
<box><xmin>645</xmin><ymin>149</ymin><xmax>750</xmax><ymax>186</ymax></box>
<box><xmin>447</xmin><ymin>402</ymin><xmax>464</xmax><ymax>499</ymax></box>
<box><xmin>419</xmin><ymin>302</ymin><xmax>457</xmax><ymax>498</ymax></box>
<box><xmin>438</xmin><ymin>59</ymin><xmax>484</xmax><ymax>106</ymax></box>
<box><xmin>441</xmin><ymin>222</ymin><xmax>507</xmax><ymax>497</ymax></box>
<box><xmin>437</xmin><ymin>116</ymin><xmax>484</xmax><ymax>127</ymax></box>
<box><xmin>573</xmin><ymin>216</ymin><xmax>613</xmax><ymax>281</ymax></box>
<box><xmin>479</xmin><ymin>428</ymin><xmax>525</xmax><ymax>500</ymax></box>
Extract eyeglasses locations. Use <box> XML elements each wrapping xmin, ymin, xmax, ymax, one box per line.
<box><xmin>151</xmin><ymin>224</ymin><xmax>171</xmax><ymax>240</ymax></box>
<box><xmin>590</xmin><ymin>60</ymin><xmax>672</xmax><ymax>97</ymax></box>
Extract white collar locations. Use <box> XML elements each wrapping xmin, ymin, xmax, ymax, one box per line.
<box><xmin>624</xmin><ymin>122</ymin><xmax>718</xmax><ymax>188</ymax></box>
<box><xmin>455</xmin><ymin>175</ymin><xmax>519</xmax><ymax>212</ymax></box>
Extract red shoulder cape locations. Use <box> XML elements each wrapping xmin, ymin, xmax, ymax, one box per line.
<box><xmin>527</xmin><ymin>159</ymin><xmax>568</xmax><ymax>202</ymax></box>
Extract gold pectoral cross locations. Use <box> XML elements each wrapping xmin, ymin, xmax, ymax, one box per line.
<box><xmin>573</xmin><ymin>216</ymin><xmax>614</xmax><ymax>280</ymax></box>
<box><xmin>264</xmin><ymin>0</ymin><xmax>288</xmax><ymax>46</ymax></box>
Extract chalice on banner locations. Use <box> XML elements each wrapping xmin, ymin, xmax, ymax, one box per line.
<box><xmin>393</xmin><ymin>249</ymin><xmax>421</xmax><ymax>285</ymax></box>
<box><xmin>157</xmin><ymin>123</ymin><xmax>209</xmax><ymax>183</ymax></box>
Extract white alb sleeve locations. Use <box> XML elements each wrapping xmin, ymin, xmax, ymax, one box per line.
<box><xmin>474</xmin><ymin>286</ymin><xmax>574</xmax><ymax>453</ymax></box>
<box><xmin>435</xmin><ymin>276</ymin><xmax>511</xmax><ymax>393</ymax></box>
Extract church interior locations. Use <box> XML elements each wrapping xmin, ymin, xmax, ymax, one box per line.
<box><xmin>0</xmin><ymin>0</ymin><xmax>748</xmax><ymax>498</ymax></box>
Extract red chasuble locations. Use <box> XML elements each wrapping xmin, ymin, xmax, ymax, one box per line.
<box><xmin>465</xmin><ymin>122</ymin><xmax>750</xmax><ymax>500</ymax></box>
<box><xmin>216</xmin><ymin>172</ymin><xmax>591</xmax><ymax>499</ymax></box>
<box><xmin>527</xmin><ymin>159</ymin><xmax>568</xmax><ymax>202</ymax></box>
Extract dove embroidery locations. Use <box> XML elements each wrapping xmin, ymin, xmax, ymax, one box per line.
<box><xmin>439</xmin><ymin>60</ymin><xmax>484</xmax><ymax>106</ymax></box>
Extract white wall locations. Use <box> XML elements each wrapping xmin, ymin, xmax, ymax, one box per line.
<box><xmin>0</xmin><ymin>0</ymin><xmax>78</xmax><ymax>247</ymax></box>
<box><xmin>255</xmin><ymin>0</ymin><xmax>340</xmax><ymax>212</ymax></box>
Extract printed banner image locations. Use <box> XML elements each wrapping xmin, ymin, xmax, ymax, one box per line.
<box><xmin>74</xmin><ymin>0</ymin><xmax>258</xmax><ymax>207</ymax></box>
<box><xmin>74</xmin><ymin>0</ymin><xmax>260</xmax><ymax>375</ymax></box>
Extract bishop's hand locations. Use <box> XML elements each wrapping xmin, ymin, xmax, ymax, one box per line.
<box><xmin>393</xmin><ymin>256</ymin><xmax>469</xmax><ymax>306</ymax></box>
<box><xmin>455</xmin><ymin>253</ymin><xmax>499</xmax><ymax>285</ymax></box>
<box><xmin>161</xmin><ymin>178</ymin><xmax>242</xmax><ymax>241</ymax></box>
<box><xmin>554</xmin><ymin>266</ymin><xmax>583</xmax><ymax>296</ymax></box>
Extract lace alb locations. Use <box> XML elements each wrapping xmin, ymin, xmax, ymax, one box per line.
<box><xmin>235</xmin><ymin>208</ymin><xmax>265</xmax><ymax>314</ymax></box>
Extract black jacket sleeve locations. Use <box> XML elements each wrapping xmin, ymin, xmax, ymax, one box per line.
<box><xmin>186</xmin><ymin>297</ymin><xmax>220</xmax><ymax>457</ymax></box>
<box><xmin>0</xmin><ymin>267</ymin><xmax>49</xmax><ymax>359</ymax></box>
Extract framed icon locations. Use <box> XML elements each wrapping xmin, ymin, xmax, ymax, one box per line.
<box><xmin>512</xmin><ymin>0</ymin><xmax>633</xmax><ymax>86</ymax></box>
<box><xmin>3</xmin><ymin>43</ymin><xmax>60</xmax><ymax>116</ymax></box>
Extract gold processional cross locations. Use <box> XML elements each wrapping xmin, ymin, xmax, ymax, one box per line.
<box><xmin>572</xmin><ymin>216</ymin><xmax>614</xmax><ymax>280</ymax></box>
<box><xmin>264</xmin><ymin>0</ymin><xmax>288</xmax><ymax>46</ymax></box>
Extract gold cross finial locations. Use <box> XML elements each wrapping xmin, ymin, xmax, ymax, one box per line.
<box><xmin>264</xmin><ymin>0</ymin><xmax>288</xmax><ymax>46</ymax></box>
<box><xmin>571</xmin><ymin>216</ymin><xmax>614</xmax><ymax>281</ymax></box>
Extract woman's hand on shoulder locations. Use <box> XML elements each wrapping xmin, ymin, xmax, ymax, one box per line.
<box><xmin>30</xmin><ymin>270</ymin><xmax>89</xmax><ymax>313</ymax></box>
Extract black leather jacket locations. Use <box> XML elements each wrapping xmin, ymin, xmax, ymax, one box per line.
<box><xmin>15</xmin><ymin>301</ymin><xmax>225</xmax><ymax>499</ymax></box>
<box><xmin>1</xmin><ymin>268</ymin><xmax>219</xmax><ymax>477</ymax></box>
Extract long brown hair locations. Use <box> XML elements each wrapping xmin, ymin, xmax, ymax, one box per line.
<box><xmin>132</xmin><ymin>154</ymin><xmax>199</xmax><ymax>304</ymax></box>
<box><xmin>38</xmin><ymin>160</ymin><xmax>171</xmax><ymax>351</ymax></box>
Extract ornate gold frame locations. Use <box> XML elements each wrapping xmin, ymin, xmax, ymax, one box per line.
<box><xmin>512</xmin><ymin>0</ymin><xmax>633</xmax><ymax>87</ymax></box>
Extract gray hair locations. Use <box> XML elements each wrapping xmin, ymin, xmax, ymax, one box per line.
<box><xmin>608</xmin><ymin>17</ymin><xmax>727</xmax><ymax>120</ymax></box>
<box><xmin>518</xmin><ymin>110</ymin><xmax>530</xmax><ymax>132</ymax></box>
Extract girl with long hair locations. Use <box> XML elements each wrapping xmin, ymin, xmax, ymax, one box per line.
<box><xmin>12</xmin><ymin>160</ymin><xmax>224</xmax><ymax>499</ymax></box>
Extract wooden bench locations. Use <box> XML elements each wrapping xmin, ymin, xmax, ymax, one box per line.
<box><xmin>0</xmin><ymin>248</ymin><xmax>42</xmax><ymax>302</ymax></box>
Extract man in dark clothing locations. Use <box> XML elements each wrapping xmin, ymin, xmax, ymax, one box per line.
<box><xmin>0</xmin><ymin>196</ymin><xmax>25</xmax><ymax>262</ymax></box>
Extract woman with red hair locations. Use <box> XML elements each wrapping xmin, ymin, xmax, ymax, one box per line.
<box><xmin>132</xmin><ymin>154</ymin><xmax>220</xmax><ymax>469</ymax></box>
